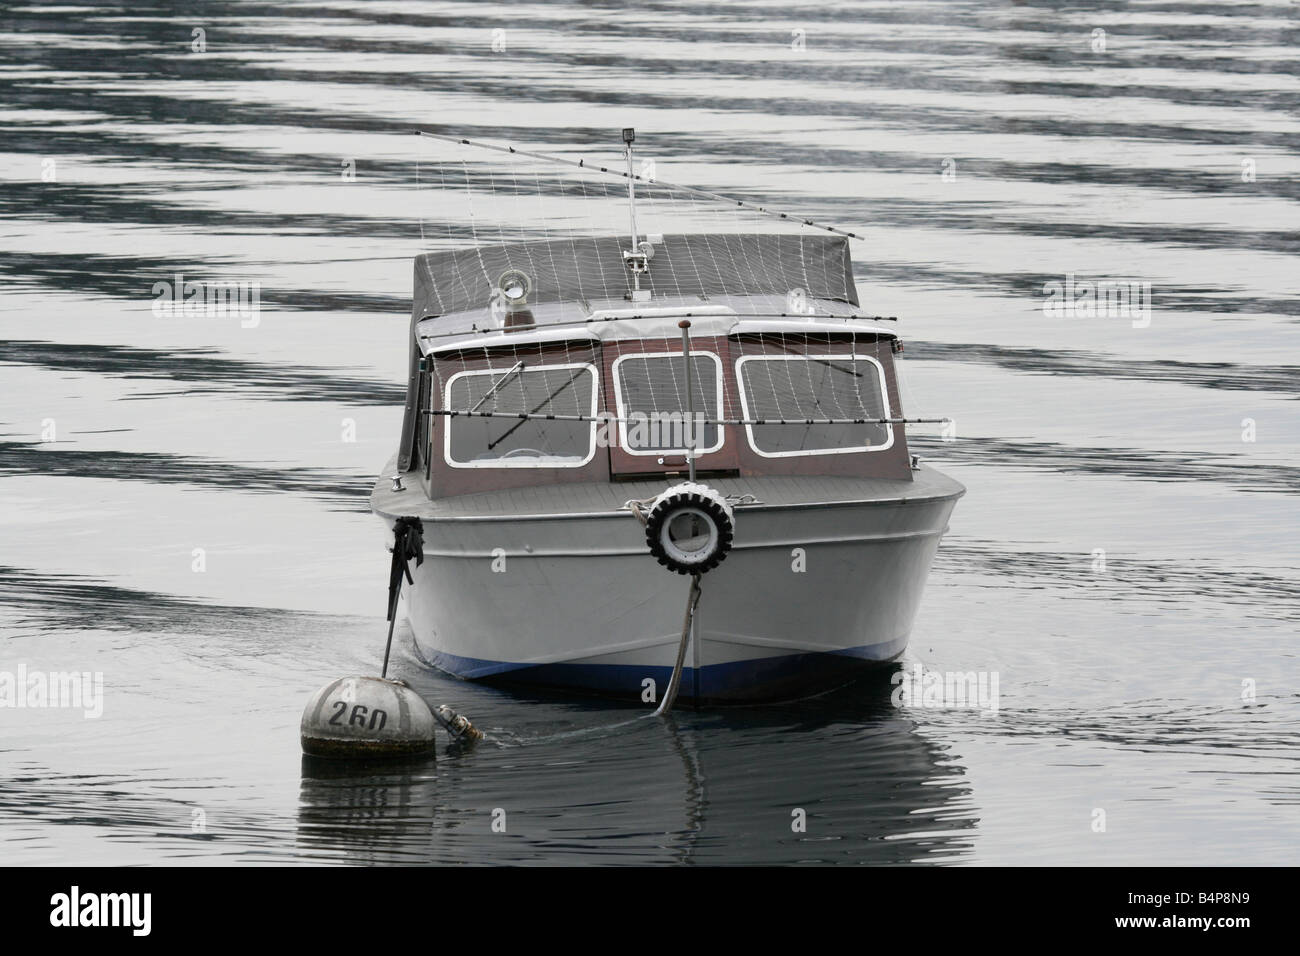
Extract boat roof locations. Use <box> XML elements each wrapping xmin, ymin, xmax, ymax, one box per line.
<box><xmin>413</xmin><ymin>232</ymin><xmax>857</xmax><ymax>319</ymax></box>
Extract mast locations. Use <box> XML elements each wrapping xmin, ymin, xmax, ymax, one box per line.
<box><xmin>680</xmin><ymin>319</ymin><xmax>696</xmax><ymax>482</ymax></box>
<box><xmin>621</xmin><ymin>127</ymin><xmax>652</xmax><ymax>303</ymax></box>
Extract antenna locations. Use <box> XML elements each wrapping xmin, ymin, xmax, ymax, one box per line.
<box><xmin>415</xmin><ymin>129</ymin><xmax>870</xmax><ymax>243</ymax></box>
<box><xmin>623</xmin><ymin>127</ymin><xmax>638</xmax><ymax>252</ymax></box>
<box><xmin>621</xmin><ymin>127</ymin><xmax>652</xmax><ymax>302</ymax></box>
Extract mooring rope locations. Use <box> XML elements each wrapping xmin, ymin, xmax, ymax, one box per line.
<box><xmin>653</xmin><ymin>574</ymin><xmax>704</xmax><ymax>717</ymax></box>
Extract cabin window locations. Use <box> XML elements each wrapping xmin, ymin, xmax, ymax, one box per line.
<box><xmin>443</xmin><ymin>363</ymin><xmax>598</xmax><ymax>468</ymax></box>
<box><xmin>612</xmin><ymin>351</ymin><xmax>724</xmax><ymax>456</ymax></box>
<box><xmin>735</xmin><ymin>354</ymin><xmax>892</xmax><ymax>457</ymax></box>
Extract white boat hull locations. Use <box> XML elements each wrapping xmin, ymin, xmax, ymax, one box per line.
<box><xmin>377</xmin><ymin>471</ymin><xmax>963</xmax><ymax>704</ymax></box>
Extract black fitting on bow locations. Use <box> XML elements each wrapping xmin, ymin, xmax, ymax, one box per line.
<box><xmin>386</xmin><ymin>516</ymin><xmax>424</xmax><ymax>622</ymax></box>
<box><xmin>381</xmin><ymin>516</ymin><xmax>425</xmax><ymax>679</ymax></box>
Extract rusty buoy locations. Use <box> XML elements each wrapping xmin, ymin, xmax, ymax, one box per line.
<box><xmin>300</xmin><ymin>676</ymin><xmax>437</xmax><ymax>759</ymax></box>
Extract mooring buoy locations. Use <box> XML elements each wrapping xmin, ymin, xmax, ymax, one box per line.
<box><xmin>300</xmin><ymin>676</ymin><xmax>438</xmax><ymax>759</ymax></box>
<box><xmin>298</xmin><ymin>517</ymin><xmax>487</xmax><ymax>759</ymax></box>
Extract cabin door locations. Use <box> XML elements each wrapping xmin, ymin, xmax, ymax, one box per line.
<box><xmin>602</xmin><ymin>336</ymin><xmax>739</xmax><ymax>480</ymax></box>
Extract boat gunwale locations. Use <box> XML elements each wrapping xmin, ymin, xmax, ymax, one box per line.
<box><xmin>379</xmin><ymin>525</ymin><xmax>955</xmax><ymax>559</ymax></box>
<box><xmin>370</xmin><ymin>464</ymin><xmax>966</xmax><ymax>524</ymax></box>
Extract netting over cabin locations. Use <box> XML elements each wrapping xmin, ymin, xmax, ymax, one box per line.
<box><xmin>397</xmin><ymin>135</ymin><xmax>920</xmax><ymax>494</ymax></box>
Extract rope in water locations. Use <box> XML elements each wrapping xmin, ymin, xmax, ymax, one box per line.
<box><xmin>653</xmin><ymin>574</ymin><xmax>703</xmax><ymax>718</ymax></box>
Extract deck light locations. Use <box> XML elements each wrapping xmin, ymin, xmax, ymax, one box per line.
<box><xmin>496</xmin><ymin>269</ymin><xmax>531</xmax><ymax>309</ymax></box>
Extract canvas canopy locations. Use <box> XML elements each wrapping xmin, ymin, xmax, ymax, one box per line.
<box><xmin>397</xmin><ymin>233</ymin><xmax>860</xmax><ymax>471</ymax></box>
<box><xmin>412</xmin><ymin>233</ymin><xmax>857</xmax><ymax>320</ymax></box>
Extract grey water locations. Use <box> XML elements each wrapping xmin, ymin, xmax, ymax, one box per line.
<box><xmin>1</xmin><ymin>0</ymin><xmax>1298</xmax><ymax>865</ymax></box>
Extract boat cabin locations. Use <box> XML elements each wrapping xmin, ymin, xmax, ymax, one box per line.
<box><xmin>395</xmin><ymin>234</ymin><xmax>913</xmax><ymax>498</ymax></box>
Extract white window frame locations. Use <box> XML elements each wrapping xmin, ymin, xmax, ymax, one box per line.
<box><xmin>443</xmin><ymin>362</ymin><xmax>599</xmax><ymax>469</ymax></box>
<box><xmin>734</xmin><ymin>353</ymin><xmax>894</xmax><ymax>458</ymax></box>
<box><xmin>611</xmin><ymin>350</ymin><xmax>726</xmax><ymax>457</ymax></box>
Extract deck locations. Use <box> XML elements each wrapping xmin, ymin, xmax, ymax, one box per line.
<box><xmin>370</xmin><ymin>453</ymin><xmax>964</xmax><ymax>522</ymax></box>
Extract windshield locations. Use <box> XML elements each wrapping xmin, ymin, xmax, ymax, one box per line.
<box><xmin>444</xmin><ymin>363</ymin><xmax>597</xmax><ymax>467</ymax></box>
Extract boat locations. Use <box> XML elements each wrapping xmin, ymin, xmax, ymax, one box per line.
<box><xmin>369</xmin><ymin>131</ymin><xmax>964</xmax><ymax>706</ymax></box>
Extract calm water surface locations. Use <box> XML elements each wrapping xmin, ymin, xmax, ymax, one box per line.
<box><xmin>1</xmin><ymin>0</ymin><xmax>1298</xmax><ymax>864</ymax></box>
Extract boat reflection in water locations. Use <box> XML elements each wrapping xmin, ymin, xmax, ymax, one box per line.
<box><xmin>296</xmin><ymin>676</ymin><xmax>975</xmax><ymax>865</ymax></box>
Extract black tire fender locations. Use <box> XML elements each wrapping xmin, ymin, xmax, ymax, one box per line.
<box><xmin>644</xmin><ymin>482</ymin><xmax>735</xmax><ymax>574</ymax></box>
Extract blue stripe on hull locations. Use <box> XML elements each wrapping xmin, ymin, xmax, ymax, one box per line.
<box><xmin>425</xmin><ymin>638</ymin><xmax>907</xmax><ymax>704</ymax></box>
